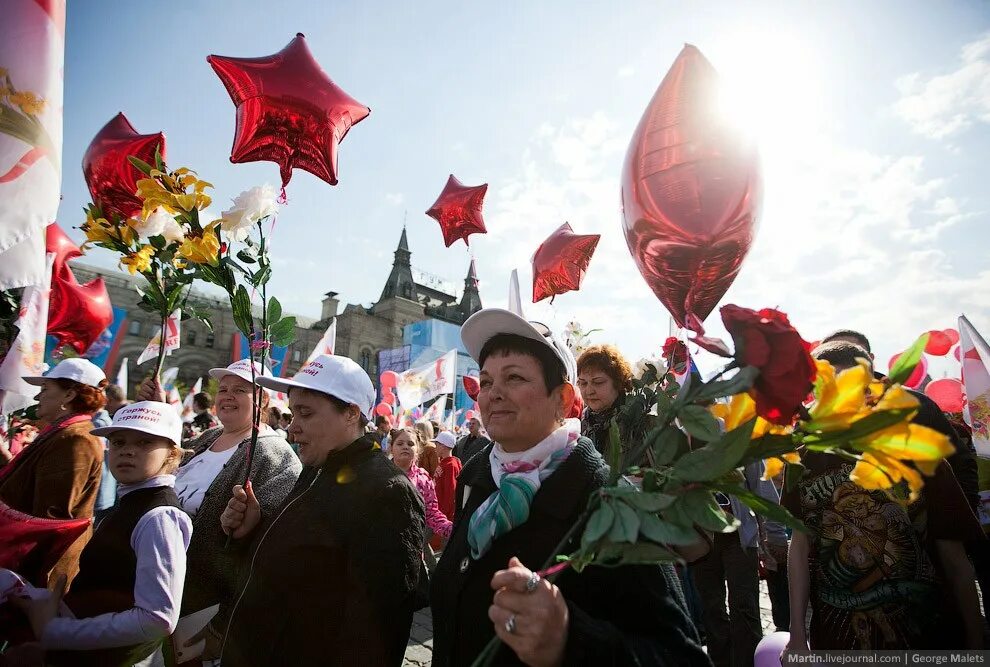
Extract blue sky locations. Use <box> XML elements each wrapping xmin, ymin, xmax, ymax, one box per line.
<box><xmin>62</xmin><ymin>1</ymin><xmax>990</xmax><ymax>372</ymax></box>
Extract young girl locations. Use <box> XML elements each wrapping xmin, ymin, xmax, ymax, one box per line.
<box><xmin>11</xmin><ymin>401</ymin><xmax>192</xmax><ymax>666</ymax></box>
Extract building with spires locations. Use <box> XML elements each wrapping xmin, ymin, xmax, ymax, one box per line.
<box><xmin>67</xmin><ymin>228</ymin><xmax>483</xmax><ymax>393</ymax></box>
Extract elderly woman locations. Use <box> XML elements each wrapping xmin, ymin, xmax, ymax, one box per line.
<box><xmin>431</xmin><ymin>309</ymin><xmax>708</xmax><ymax>667</ymax></box>
<box><xmin>575</xmin><ymin>344</ymin><xmax>634</xmax><ymax>457</ymax></box>
<box><xmin>219</xmin><ymin>355</ymin><xmax>425</xmax><ymax>666</ymax></box>
<box><xmin>0</xmin><ymin>359</ymin><xmax>108</xmax><ymax>587</ymax></box>
<box><xmin>390</xmin><ymin>427</ymin><xmax>452</xmax><ymax>541</ymax></box>
<box><xmin>138</xmin><ymin>359</ymin><xmax>300</xmax><ymax>658</ymax></box>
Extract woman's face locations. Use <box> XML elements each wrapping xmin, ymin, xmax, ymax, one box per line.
<box><xmin>107</xmin><ymin>430</ymin><xmax>175</xmax><ymax>484</ymax></box>
<box><xmin>478</xmin><ymin>351</ymin><xmax>567</xmax><ymax>453</ymax></box>
<box><xmin>390</xmin><ymin>431</ymin><xmax>416</xmax><ymax>471</ymax></box>
<box><xmin>215</xmin><ymin>375</ymin><xmax>255</xmax><ymax>430</ymax></box>
<box><xmin>287</xmin><ymin>388</ymin><xmax>360</xmax><ymax>467</ymax></box>
<box><xmin>34</xmin><ymin>380</ymin><xmax>75</xmax><ymax>424</ymax></box>
<box><xmin>576</xmin><ymin>368</ymin><xmax>619</xmax><ymax>413</ymax></box>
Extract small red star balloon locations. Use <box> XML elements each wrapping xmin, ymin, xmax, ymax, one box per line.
<box><xmin>46</xmin><ymin>224</ymin><xmax>114</xmax><ymax>354</ymax></box>
<box><xmin>207</xmin><ymin>33</ymin><xmax>371</xmax><ymax>189</ymax></box>
<box><xmin>531</xmin><ymin>222</ymin><xmax>601</xmax><ymax>303</ymax></box>
<box><xmin>425</xmin><ymin>174</ymin><xmax>488</xmax><ymax>247</ymax></box>
<box><xmin>82</xmin><ymin>113</ymin><xmax>165</xmax><ymax>221</ymax></box>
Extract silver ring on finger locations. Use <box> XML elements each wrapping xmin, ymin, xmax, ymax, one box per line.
<box><xmin>525</xmin><ymin>572</ymin><xmax>541</xmax><ymax>593</ymax></box>
<box><xmin>505</xmin><ymin>613</ymin><xmax>517</xmax><ymax>634</ymax></box>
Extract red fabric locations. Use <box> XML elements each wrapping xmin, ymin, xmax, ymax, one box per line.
<box><xmin>0</xmin><ymin>499</ymin><xmax>90</xmax><ymax>585</ymax></box>
<box><xmin>434</xmin><ymin>456</ymin><xmax>462</xmax><ymax>521</ymax></box>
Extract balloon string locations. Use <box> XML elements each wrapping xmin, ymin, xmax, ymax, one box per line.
<box><xmin>277</xmin><ymin>187</ymin><xmax>288</xmax><ymax>204</ymax></box>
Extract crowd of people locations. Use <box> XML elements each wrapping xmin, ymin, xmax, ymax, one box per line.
<box><xmin>0</xmin><ymin>311</ymin><xmax>987</xmax><ymax>666</ymax></box>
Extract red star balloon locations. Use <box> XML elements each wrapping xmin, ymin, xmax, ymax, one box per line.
<box><xmin>82</xmin><ymin>113</ymin><xmax>165</xmax><ymax>222</ymax></box>
<box><xmin>46</xmin><ymin>224</ymin><xmax>113</xmax><ymax>354</ymax></box>
<box><xmin>425</xmin><ymin>175</ymin><xmax>488</xmax><ymax>247</ymax></box>
<box><xmin>531</xmin><ymin>222</ymin><xmax>600</xmax><ymax>303</ymax></box>
<box><xmin>621</xmin><ymin>44</ymin><xmax>761</xmax><ymax>330</ymax></box>
<box><xmin>207</xmin><ymin>33</ymin><xmax>370</xmax><ymax>189</ymax></box>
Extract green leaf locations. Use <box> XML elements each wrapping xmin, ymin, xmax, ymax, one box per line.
<box><xmin>639</xmin><ymin>511</ymin><xmax>703</xmax><ymax>546</ymax></box>
<box><xmin>681</xmin><ymin>490</ymin><xmax>738</xmax><ymax>533</ymax></box>
<box><xmin>678</xmin><ymin>404</ymin><xmax>722</xmax><ymax>442</ymax></box>
<box><xmin>231</xmin><ymin>286</ymin><xmax>253</xmax><ymax>336</ymax></box>
<box><xmin>694</xmin><ymin>366</ymin><xmax>760</xmax><ymax>402</ymax></box>
<box><xmin>672</xmin><ymin>418</ymin><xmax>757</xmax><ymax>482</ymax></box>
<box><xmin>149</xmin><ymin>235</ymin><xmax>166</xmax><ymax>250</ymax></box>
<box><xmin>267</xmin><ymin>297</ymin><xmax>282</xmax><ymax>328</ymax></box>
<box><xmin>582</xmin><ymin>503</ymin><xmax>615</xmax><ymax>546</ymax></box>
<box><xmin>608</xmin><ymin>501</ymin><xmax>641</xmax><ymax>543</ymax></box>
<box><xmin>612</xmin><ymin>541</ymin><xmax>679</xmax><ymax>566</ymax></box>
<box><xmin>738</xmin><ymin>433</ymin><xmax>800</xmax><ymax>468</ymax></box>
<box><xmin>624</xmin><ymin>491</ymin><xmax>676</xmax><ymax>512</ymax></box>
<box><xmin>709</xmin><ymin>483</ymin><xmax>807</xmax><ymax>533</ymax></box>
<box><xmin>127</xmin><ymin>155</ymin><xmax>154</xmax><ymax>177</ymax></box>
<box><xmin>607</xmin><ymin>419</ymin><xmax>622</xmax><ymax>483</ymax></box>
<box><xmin>269</xmin><ymin>316</ymin><xmax>297</xmax><ymax>347</ymax></box>
<box><xmin>236</xmin><ymin>249</ymin><xmax>257</xmax><ymax>264</ymax></box>
<box><xmin>154</xmin><ymin>143</ymin><xmax>165</xmax><ymax>172</ymax></box>
<box><xmin>652</xmin><ymin>426</ymin><xmax>688</xmax><ymax>466</ymax></box>
<box><xmin>252</xmin><ymin>265</ymin><xmax>272</xmax><ymax>288</ymax></box>
<box><xmin>784</xmin><ymin>462</ymin><xmax>805</xmax><ymax>493</ymax></box>
<box><xmin>800</xmin><ymin>408</ymin><xmax>916</xmax><ymax>449</ymax></box>
<box><xmin>888</xmin><ymin>333</ymin><xmax>930</xmax><ymax>386</ymax></box>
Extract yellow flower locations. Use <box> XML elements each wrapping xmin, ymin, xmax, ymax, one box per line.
<box><xmin>9</xmin><ymin>91</ymin><xmax>45</xmax><ymax>115</ymax></box>
<box><xmin>136</xmin><ymin>178</ymin><xmax>179</xmax><ymax>218</ymax></box>
<box><xmin>763</xmin><ymin>452</ymin><xmax>802</xmax><ymax>481</ymax></box>
<box><xmin>711</xmin><ymin>393</ymin><xmax>791</xmax><ymax>438</ymax></box>
<box><xmin>119</xmin><ymin>245</ymin><xmax>155</xmax><ymax>275</ymax></box>
<box><xmin>176</xmin><ymin>223</ymin><xmax>220</xmax><ymax>266</ymax></box>
<box><xmin>81</xmin><ymin>216</ymin><xmax>115</xmax><ymax>246</ymax></box>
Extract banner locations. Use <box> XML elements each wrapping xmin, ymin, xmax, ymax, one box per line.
<box><xmin>137</xmin><ymin>309</ymin><xmax>181</xmax><ymax>365</ymax></box>
<box><xmin>0</xmin><ymin>253</ymin><xmax>54</xmax><ymax>413</ymax></box>
<box><xmin>424</xmin><ymin>394</ymin><xmax>447</xmax><ymax>424</ymax></box>
<box><xmin>304</xmin><ymin>317</ymin><xmax>336</xmax><ymax>367</ymax></box>
<box><xmin>397</xmin><ymin>349</ymin><xmax>456</xmax><ymax>409</ymax></box>
<box><xmin>182</xmin><ymin>377</ymin><xmax>203</xmax><ymax>413</ymax></box>
<box><xmin>959</xmin><ymin>315</ymin><xmax>990</xmax><ymax>458</ymax></box>
<box><xmin>0</xmin><ymin>0</ymin><xmax>65</xmax><ymax>289</ymax></box>
<box><xmin>116</xmin><ymin>358</ymin><xmax>128</xmax><ymax>398</ymax></box>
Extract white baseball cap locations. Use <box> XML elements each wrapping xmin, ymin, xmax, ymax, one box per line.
<box><xmin>433</xmin><ymin>431</ymin><xmax>457</xmax><ymax>449</ymax></box>
<box><xmin>460</xmin><ymin>308</ymin><xmax>577</xmax><ymax>383</ymax></box>
<box><xmin>256</xmin><ymin>355</ymin><xmax>376</xmax><ymax>420</ymax></box>
<box><xmin>91</xmin><ymin>400</ymin><xmax>183</xmax><ymax>447</ymax></box>
<box><xmin>23</xmin><ymin>358</ymin><xmax>106</xmax><ymax>388</ymax></box>
<box><xmin>209</xmin><ymin>358</ymin><xmax>273</xmax><ymax>384</ymax></box>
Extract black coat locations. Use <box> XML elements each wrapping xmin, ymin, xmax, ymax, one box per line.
<box><xmin>221</xmin><ymin>435</ymin><xmax>426</xmax><ymax>667</ymax></box>
<box><xmin>430</xmin><ymin>437</ymin><xmax>710</xmax><ymax>667</ymax></box>
<box><xmin>453</xmin><ymin>433</ymin><xmax>491</xmax><ymax>465</ymax></box>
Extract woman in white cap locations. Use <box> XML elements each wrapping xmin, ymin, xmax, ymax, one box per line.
<box><xmin>138</xmin><ymin>358</ymin><xmax>301</xmax><ymax>660</ymax></box>
<box><xmin>0</xmin><ymin>358</ymin><xmax>109</xmax><ymax>588</ymax></box>
<box><xmin>10</xmin><ymin>401</ymin><xmax>191</xmax><ymax>666</ymax></box>
<box><xmin>430</xmin><ymin>309</ymin><xmax>709</xmax><ymax>667</ymax></box>
<box><xmin>218</xmin><ymin>354</ymin><xmax>426</xmax><ymax>666</ymax></box>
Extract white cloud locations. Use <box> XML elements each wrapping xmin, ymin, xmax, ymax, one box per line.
<box><xmin>385</xmin><ymin>192</ymin><xmax>404</xmax><ymax>206</ymax></box>
<box><xmin>617</xmin><ymin>65</ymin><xmax>635</xmax><ymax>78</ymax></box>
<box><xmin>894</xmin><ymin>32</ymin><xmax>990</xmax><ymax>140</ymax></box>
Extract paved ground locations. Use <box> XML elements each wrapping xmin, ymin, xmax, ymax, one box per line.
<box><xmin>402</xmin><ymin>579</ymin><xmax>779</xmax><ymax>666</ymax></box>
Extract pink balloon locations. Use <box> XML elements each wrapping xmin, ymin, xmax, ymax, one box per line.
<box><xmin>925</xmin><ymin>378</ymin><xmax>965</xmax><ymax>413</ymax></box>
<box><xmin>380</xmin><ymin>371</ymin><xmax>400</xmax><ymax>390</ymax></box>
<box><xmin>943</xmin><ymin>328</ymin><xmax>960</xmax><ymax>345</ymax></box>
<box><xmin>924</xmin><ymin>330</ymin><xmax>953</xmax><ymax>356</ymax></box>
<box><xmin>754</xmin><ymin>632</ymin><xmax>789</xmax><ymax>667</ymax></box>
<box><xmin>382</xmin><ymin>390</ymin><xmax>396</xmax><ymax>406</ymax></box>
<box><xmin>374</xmin><ymin>402</ymin><xmax>392</xmax><ymax>417</ymax></box>
<box><xmin>464</xmin><ymin>410</ymin><xmax>476</xmax><ymax>420</ymax></box>
<box><xmin>954</xmin><ymin>345</ymin><xmax>961</xmax><ymax>362</ymax></box>
<box><xmin>888</xmin><ymin>352</ymin><xmax>928</xmax><ymax>389</ymax></box>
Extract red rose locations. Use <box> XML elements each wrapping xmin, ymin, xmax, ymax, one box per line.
<box><xmin>720</xmin><ymin>305</ymin><xmax>816</xmax><ymax>425</ymax></box>
<box><xmin>662</xmin><ymin>336</ymin><xmax>689</xmax><ymax>373</ymax></box>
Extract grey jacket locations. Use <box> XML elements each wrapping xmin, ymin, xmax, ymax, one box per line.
<box><xmin>179</xmin><ymin>426</ymin><xmax>302</xmax><ymax>627</ymax></box>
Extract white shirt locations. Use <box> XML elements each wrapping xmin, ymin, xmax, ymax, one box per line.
<box><xmin>42</xmin><ymin>475</ymin><xmax>193</xmax><ymax>650</ymax></box>
<box><xmin>174</xmin><ymin>446</ymin><xmax>238</xmax><ymax>517</ymax></box>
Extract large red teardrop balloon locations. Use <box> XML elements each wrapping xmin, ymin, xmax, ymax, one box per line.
<box><xmin>82</xmin><ymin>113</ymin><xmax>165</xmax><ymax>221</ymax></box>
<box><xmin>924</xmin><ymin>330</ymin><xmax>953</xmax><ymax>356</ymax></box>
<box><xmin>531</xmin><ymin>222</ymin><xmax>601</xmax><ymax>303</ymax></box>
<box><xmin>621</xmin><ymin>44</ymin><xmax>761</xmax><ymax>330</ymax></box>
<box><xmin>46</xmin><ymin>224</ymin><xmax>114</xmax><ymax>354</ymax></box>
<box><xmin>425</xmin><ymin>174</ymin><xmax>488</xmax><ymax>247</ymax></box>
<box><xmin>925</xmin><ymin>378</ymin><xmax>965</xmax><ymax>413</ymax></box>
<box><xmin>462</xmin><ymin>375</ymin><xmax>480</xmax><ymax>402</ymax></box>
<box><xmin>208</xmin><ymin>33</ymin><xmax>370</xmax><ymax>189</ymax></box>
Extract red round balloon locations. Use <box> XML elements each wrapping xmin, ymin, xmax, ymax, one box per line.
<box><xmin>425</xmin><ymin>174</ymin><xmax>488</xmax><ymax>247</ymax></box>
<box><xmin>888</xmin><ymin>351</ymin><xmax>929</xmax><ymax>389</ymax></box>
<box><xmin>382</xmin><ymin>390</ymin><xmax>396</xmax><ymax>406</ymax></box>
<box><xmin>925</xmin><ymin>378</ymin><xmax>965</xmax><ymax>413</ymax></box>
<box><xmin>924</xmin><ymin>330</ymin><xmax>953</xmax><ymax>356</ymax></box>
<box><xmin>82</xmin><ymin>113</ymin><xmax>165</xmax><ymax>221</ymax></box>
<box><xmin>943</xmin><ymin>328</ymin><xmax>959</xmax><ymax>345</ymax></box>
<box><xmin>531</xmin><ymin>222</ymin><xmax>601</xmax><ymax>303</ymax></box>
<box><xmin>374</xmin><ymin>402</ymin><xmax>392</xmax><ymax>417</ymax></box>
<box><xmin>208</xmin><ymin>33</ymin><xmax>370</xmax><ymax>188</ymax></box>
<box><xmin>380</xmin><ymin>370</ymin><xmax>399</xmax><ymax>390</ymax></box>
<box><xmin>953</xmin><ymin>345</ymin><xmax>961</xmax><ymax>362</ymax></box>
<box><xmin>462</xmin><ymin>375</ymin><xmax>480</xmax><ymax>402</ymax></box>
<box><xmin>621</xmin><ymin>44</ymin><xmax>761</xmax><ymax>330</ymax></box>
<box><xmin>46</xmin><ymin>224</ymin><xmax>114</xmax><ymax>354</ymax></box>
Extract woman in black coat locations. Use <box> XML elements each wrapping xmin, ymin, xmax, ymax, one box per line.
<box><xmin>432</xmin><ymin>309</ymin><xmax>710</xmax><ymax>667</ymax></box>
<box><xmin>217</xmin><ymin>355</ymin><xmax>426</xmax><ymax>666</ymax></box>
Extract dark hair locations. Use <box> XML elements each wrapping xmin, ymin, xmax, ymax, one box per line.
<box><xmin>812</xmin><ymin>341</ymin><xmax>873</xmax><ymax>372</ymax></box>
<box><xmin>375</xmin><ymin>414</ymin><xmax>390</xmax><ymax>428</ymax></box>
<box><xmin>52</xmin><ymin>378</ymin><xmax>108</xmax><ymax>414</ymax></box>
<box><xmin>193</xmin><ymin>392</ymin><xmax>213</xmax><ymax>411</ymax></box>
<box><xmin>325</xmin><ymin>392</ymin><xmax>370</xmax><ymax>428</ymax></box>
<box><xmin>478</xmin><ymin>334</ymin><xmax>566</xmax><ymax>395</ymax></box>
<box><xmin>821</xmin><ymin>329</ymin><xmax>872</xmax><ymax>354</ymax></box>
<box><xmin>105</xmin><ymin>384</ymin><xmax>126</xmax><ymax>402</ymax></box>
<box><xmin>576</xmin><ymin>344</ymin><xmax>634</xmax><ymax>393</ymax></box>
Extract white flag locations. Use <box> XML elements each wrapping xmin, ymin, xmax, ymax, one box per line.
<box><xmin>166</xmin><ymin>386</ymin><xmax>182</xmax><ymax>415</ymax></box>
<box><xmin>397</xmin><ymin>350</ymin><xmax>457</xmax><ymax>409</ymax></box>
<box><xmin>182</xmin><ymin>377</ymin><xmax>203</xmax><ymax>413</ymax></box>
<box><xmin>304</xmin><ymin>317</ymin><xmax>336</xmax><ymax>367</ymax></box>
<box><xmin>959</xmin><ymin>315</ymin><xmax>990</xmax><ymax>458</ymax></box>
<box><xmin>0</xmin><ymin>254</ymin><xmax>54</xmax><ymax>414</ymax></box>
<box><xmin>161</xmin><ymin>367</ymin><xmax>179</xmax><ymax>389</ymax></box>
<box><xmin>424</xmin><ymin>395</ymin><xmax>447</xmax><ymax>424</ymax></box>
<box><xmin>116</xmin><ymin>358</ymin><xmax>129</xmax><ymax>399</ymax></box>
<box><xmin>0</xmin><ymin>1</ymin><xmax>65</xmax><ymax>289</ymax></box>
<box><xmin>137</xmin><ymin>310</ymin><xmax>181</xmax><ymax>366</ymax></box>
